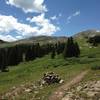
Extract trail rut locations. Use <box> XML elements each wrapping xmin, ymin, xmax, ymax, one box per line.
<box><xmin>49</xmin><ymin>70</ymin><xmax>88</xmax><ymax>100</ymax></box>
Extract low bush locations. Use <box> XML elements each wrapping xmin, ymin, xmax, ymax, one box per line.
<box><xmin>91</xmin><ymin>65</ymin><xmax>100</xmax><ymax>70</ymax></box>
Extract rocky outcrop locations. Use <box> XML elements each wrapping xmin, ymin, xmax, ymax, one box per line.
<box><xmin>62</xmin><ymin>81</ymin><xmax>100</xmax><ymax>100</ymax></box>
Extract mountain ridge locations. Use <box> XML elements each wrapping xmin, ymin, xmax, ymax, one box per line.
<box><xmin>0</xmin><ymin>29</ymin><xmax>100</xmax><ymax>45</ymax></box>
<box><xmin>74</xmin><ymin>29</ymin><xmax>100</xmax><ymax>38</ymax></box>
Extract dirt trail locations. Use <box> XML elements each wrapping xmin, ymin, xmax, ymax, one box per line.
<box><xmin>0</xmin><ymin>70</ymin><xmax>88</xmax><ymax>99</ymax></box>
<box><xmin>49</xmin><ymin>70</ymin><xmax>88</xmax><ymax>100</ymax></box>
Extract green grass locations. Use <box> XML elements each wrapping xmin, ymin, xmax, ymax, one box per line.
<box><xmin>0</xmin><ymin>55</ymin><xmax>88</xmax><ymax>93</ymax></box>
<box><xmin>0</xmin><ymin>37</ymin><xmax>100</xmax><ymax>99</ymax></box>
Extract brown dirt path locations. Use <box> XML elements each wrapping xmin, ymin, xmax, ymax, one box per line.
<box><xmin>48</xmin><ymin>70</ymin><xmax>88</xmax><ymax>100</ymax></box>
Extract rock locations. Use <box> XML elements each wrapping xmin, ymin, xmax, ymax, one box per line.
<box><xmin>62</xmin><ymin>97</ymin><xmax>72</xmax><ymax>100</ymax></box>
<box><xmin>94</xmin><ymin>81</ymin><xmax>100</xmax><ymax>88</ymax></box>
<box><xmin>59</xmin><ymin>79</ymin><xmax>64</xmax><ymax>84</ymax></box>
<box><xmin>76</xmin><ymin>86</ymin><xmax>83</xmax><ymax>92</ymax></box>
<box><xmin>33</xmin><ymin>85</ymin><xmax>38</xmax><ymax>89</ymax></box>
<box><xmin>12</xmin><ymin>86</ymin><xmax>16</xmax><ymax>90</ymax></box>
<box><xmin>62</xmin><ymin>92</ymin><xmax>75</xmax><ymax>100</ymax></box>
<box><xmin>25</xmin><ymin>89</ymin><xmax>32</xmax><ymax>93</ymax></box>
<box><xmin>14</xmin><ymin>92</ymin><xmax>18</xmax><ymax>97</ymax></box>
<box><xmin>63</xmin><ymin>80</ymin><xmax>100</xmax><ymax>100</ymax></box>
<box><xmin>87</xmin><ymin>91</ymin><xmax>97</xmax><ymax>97</ymax></box>
<box><xmin>93</xmin><ymin>87</ymin><xmax>100</xmax><ymax>92</ymax></box>
<box><xmin>34</xmin><ymin>91</ymin><xmax>39</xmax><ymax>94</ymax></box>
<box><xmin>40</xmin><ymin>72</ymin><xmax>64</xmax><ymax>85</ymax></box>
<box><xmin>97</xmin><ymin>81</ymin><xmax>100</xmax><ymax>83</ymax></box>
<box><xmin>35</xmin><ymin>97</ymin><xmax>41</xmax><ymax>100</ymax></box>
<box><xmin>83</xmin><ymin>84</ymin><xmax>88</xmax><ymax>89</ymax></box>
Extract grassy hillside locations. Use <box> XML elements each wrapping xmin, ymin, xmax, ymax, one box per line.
<box><xmin>15</xmin><ymin>36</ymin><xmax>67</xmax><ymax>44</ymax></box>
<box><xmin>0</xmin><ymin>29</ymin><xmax>100</xmax><ymax>48</ymax></box>
<box><xmin>0</xmin><ymin>36</ymin><xmax>100</xmax><ymax>99</ymax></box>
<box><xmin>0</xmin><ymin>55</ymin><xmax>88</xmax><ymax>98</ymax></box>
<box><xmin>0</xmin><ymin>36</ymin><xmax>67</xmax><ymax>48</ymax></box>
<box><xmin>74</xmin><ymin>29</ymin><xmax>100</xmax><ymax>38</ymax></box>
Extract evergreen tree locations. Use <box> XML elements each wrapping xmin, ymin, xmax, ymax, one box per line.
<box><xmin>74</xmin><ymin>42</ymin><xmax>80</xmax><ymax>57</ymax></box>
<box><xmin>63</xmin><ymin>37</ymin><xmax>80</xmax><ymax>58</ymax></box>
<box><xmin>25</xmin><ymin>45</ymin><xmax>33</xmax><ymax>61</ymax></box>
<box><xmin>51</xmin><ymin>45</ymin><xmax>56</xmax><ymax>59</ymax></box>
<box><xmin>35</xmin><ymin>43</ymin><xmax>41</xmax><ymax>57</ymax></box>
<box><xmin>0</xmin><ymin>48</ymin><xmax>8</xmax><ymax>72</ymax></box>
<box><xmin>56</xmin><ymin>42</ymin><xmax>61</xmax><ymax>54</ymax></box>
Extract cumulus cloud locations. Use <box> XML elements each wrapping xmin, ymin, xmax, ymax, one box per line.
<box><xmin>0</xmin><ymin>14</ymin><xmax>59</xmax><ymax>41</ymax></box>
<box><xmin>26</xmin><ymin>13</ymin><xmax>60</xmax><ymax>35</ymax></box>
<box><xmin>6</xmin><ymin>0</ymin><xmax>47</xmax><ymax>13</ymax></box>
<box><xmin>67</xmin><ymin>11</ymin><xmax>80</xmax><ymax>24</ymax></box>
<box><xmin>0</xmin><ymin>14</ymin><xmax>39</xmax><ymax>36</ymax></box>
<box><xmin>0</xmin><ymin>34</ymin><xmax>17</xmax><ymax>42</ymax></box>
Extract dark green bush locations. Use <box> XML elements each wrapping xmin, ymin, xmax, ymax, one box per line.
<box><xmin>91</xmin><ymin>65</ymin><xmax>100</xmax><ymax>70</ymax></box>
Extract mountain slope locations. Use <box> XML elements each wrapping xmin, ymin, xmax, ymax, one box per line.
<box><xmin>74</xmin><ymin>30</ymin><xmax>100</xmax><ymax>38</ymax></box>
<box><xmin>0</xmin><ymin>40</ymin><xmax>7</xmax><ymax>44</ymax></box>
<box><xmin>14</xmin><ymin>36</ymin><xmax>67</xmax><ymax>45</ymax></box>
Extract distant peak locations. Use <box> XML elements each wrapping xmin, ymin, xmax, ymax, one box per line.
<box><xmin>74</xmin><ymin>29</ymin><xmax>100</xmax><ymax>38</ymax></box>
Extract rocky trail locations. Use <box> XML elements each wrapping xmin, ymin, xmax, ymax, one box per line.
<box><xmin>49</xmin><ymin>70</ymin><xmax>88</xmax><ymax>100</ymax></box>
<box><xmin>0</xmin><ymin>70</ymin><xmax>88</xmax><ymax>100</ymax></box>
<box><xmin>0</xmin><ymin>82</ymin><xmax>40</xmax><ymax>99</ymax></box>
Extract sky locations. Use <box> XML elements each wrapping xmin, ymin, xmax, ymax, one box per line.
<box><xmin>0</xmin><ymin>0</ymin><xmax>100</xmax><ymax>41</ymax></box>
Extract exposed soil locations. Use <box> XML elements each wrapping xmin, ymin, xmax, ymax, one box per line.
<box><xmin>49</xmin><ymin>70</ymin><xmax>88</xmax><ymax>100</ymax></box>
<box><xmin>0</xmin><ymin>70</ymin><xmax>88</xmax><ymax>100</ymax></box>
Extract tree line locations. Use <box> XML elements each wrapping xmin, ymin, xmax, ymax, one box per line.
<box><xmin>88</xmin><ymin>35</ymin><xmax>100</xmax><ymax>46</ymax></box>
<box><xmin>0</xmin><ymin>37</ymin><xmax>80</xmax><ymax>72</ymax></box>
<box><xmin>0</xmin><ymin>43</ymin><xmax>52</xmax><ymax>72</ymax></box>
<box><xmin>51</xmin><ymin>37</ymin><xmax>80</xmax><ymax>59</ymax></box>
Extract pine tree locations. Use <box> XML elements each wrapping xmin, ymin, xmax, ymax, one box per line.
<box><xmin>35</xmin><ymin>43</ymin><xmax>41</xmax><ymax>57</ymax></box>
<box><xmin>74</xmin><ymin>42</ymin><xmax>80</xmax><ymax>57</ymax></box>
<box><xmin>63</xmin><ymin>37</ymin><xmax>80</xmax><ymax>58</ymax></box>
<box><xmin>0</xmin><ymin>48</ymin><xmax>8</xmax><ymax>72</ymax></box>
<box><xmin>51</xmin><ymin>45</ymin><xmax>56</xmax><ymax>59</ymax></box>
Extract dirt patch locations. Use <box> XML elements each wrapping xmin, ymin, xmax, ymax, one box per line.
<box><xmin>0</xmin><ymin>82</ymin><xmax>41</xmax><ymax>99</ymax></box>
<box><xmin>62</xmin><ymin>80</ymin><xmax>100</xmax><ymax>100</ymax></box>
<box><xmin>49</xmin><ymin>70</ymin><xmax>88</xmax><ymax>100</ymax></box>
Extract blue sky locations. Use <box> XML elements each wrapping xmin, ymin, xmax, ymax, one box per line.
<box><xmin>0</xmin><ymin>0</ymin><xmax>100</xmax><ymax>41</ymax></box>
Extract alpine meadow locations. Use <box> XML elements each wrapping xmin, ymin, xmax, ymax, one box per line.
<box><xmin>0</xmin><ymin>0</ymin><xmax>100</xmax><ymax>100</ymax></box>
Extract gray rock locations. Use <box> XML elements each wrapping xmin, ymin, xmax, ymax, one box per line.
<box><xmin>87</xmin><ymin>91</ymin><xmax>98</xmax><ymax>97</ymax></box>
<box><xmin>76</xmin><ymin>86</ymin><xmax>83</xmax><ymax>92</ymax></box>
<box><xmin>25</xmin><ymin>88</ymin><xmax>32</xmax><ymax>93</ymax></box>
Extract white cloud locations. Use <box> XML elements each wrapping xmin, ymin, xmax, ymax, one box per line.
<box><xmin>6</xmin><ymin>0</ymin><xmax>47</xmax><ymax>13</ymax></box>
<box><xmin>0</xmin><ymin>34</ymin><xmax>17</xmax><ymax>42</ymax></box>
<box><xmin>26</xmin><ymin>17</ymin><xmax>31</xmax><ymax>21</ymax></box>
<box><xmin>73</xmin><ymin>11</ymin><xmax>80</xmax><ymax>16</ymax></box>
<box><xmin>50</xmin><ymin>13</ymin><xmax>62</xmax><ymax>21</ymax></box>
<box><xmin>15</xmin><ymin>35</ymin><xmax>23</xmax><ymax>39</ymax></box>
<box><xmin>0</xmin><ymin>14</ymin><xmax>59</xmax><ymax>41</ymax></box>
<box><xmin>96</xmin><ymin>30</ymin><xmax>100</xmax><ymax>32</ymax></box>
<box><xmin>50</xmin><ymin>16</ymin><xmax>57</xmax><ymax>20</ymax></box>
<box><xmin>0</xmin><ymin>14</ymin><xmax>39</xmax><ymax>36</ymax></box>
<box><xmin>67</xmin><ymin>11</ymin><xmax>80</xmax><ymax>24</ymax></box>
<box><xmin>67</xmin><ymin>16</ymin><xmax>72</xmax><ymax>20</ymax></box>
<box><xmin>26</xmin><ymin>13</ymin><xmax>60</xmax><ymax>35</ymax></box>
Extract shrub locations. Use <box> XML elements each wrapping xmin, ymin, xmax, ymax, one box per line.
<box><xmin>91</xmin><ymin>65</ymin><xmax>100</xmax><ymax>70</ymax></box>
